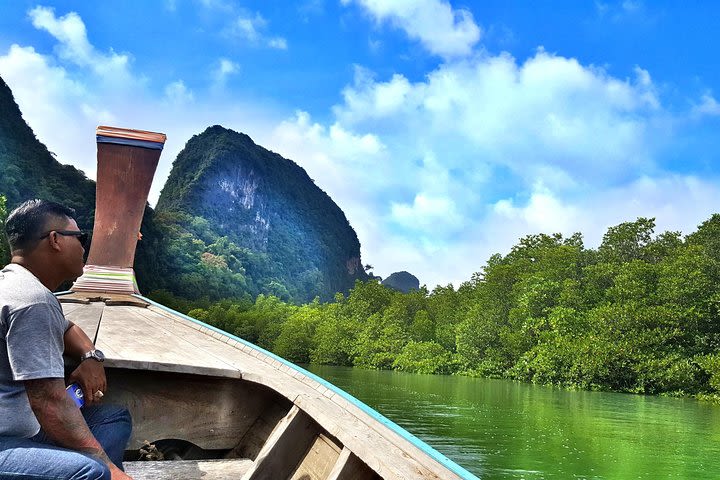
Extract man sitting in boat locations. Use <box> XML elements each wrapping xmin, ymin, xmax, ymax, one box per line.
<box><xmin>0</xmin><ymin>200</ymin><xmax>133</xmax><ymax>480</ymax></box>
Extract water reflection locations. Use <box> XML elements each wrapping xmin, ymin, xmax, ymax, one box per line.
<box><xmin>305</xmin><ymin>365</ymin><xmax>720</xmax><ymax>479</ymax></box>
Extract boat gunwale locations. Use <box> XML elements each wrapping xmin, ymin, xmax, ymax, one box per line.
<box><xmin>99</xmin><ymin>358</ymin><xmax>243</xmax><ymax>379</ymax></box>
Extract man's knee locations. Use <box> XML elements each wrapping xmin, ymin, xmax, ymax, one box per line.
<box><xmin>117</xmin><ymin>406</ymin><xmax>132</xmax><ymax>437</ymax></box>
<box><xmin>110</xmin><ymin>405</ymin><xmax>132</xmax><ymax>430</ymax></box>
<box><xmin>71</xmin><ymin>459</ymin><xmax>111</xmax><ymax>480</ymax></box>
<box><xmin>103</xmin><ymin>403</ymin><xmax>132</xmax><ymax>423</ymax></box>
<box><xmin>85</xmin><ymin>403</ymin><xmax>132</xmax><ymax>428</ymax></box>
<box><xmin>0</xmin><ymin>441</ymin><xmax>112</xmax><ymax>480</ymax></box>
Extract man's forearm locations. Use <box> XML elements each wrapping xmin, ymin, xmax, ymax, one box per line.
<box><xmin>64</xmin><ymin>321</ymin><xmax>107</xmax><ymax>406</ymax></box>
<box><xmin>64</xmin><ymin>322</ymin><xmax>95</xmax><ymax>358</ymax></box>
<box><xmin>25</xmin><ymin>378</ymin><xmax>113</xmax><ymax>466</ymax></box>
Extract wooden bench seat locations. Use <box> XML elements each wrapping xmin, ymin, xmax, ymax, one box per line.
<box><xmin>124</xmin><ymin>458</ymin><xmax>254</xmax><ymax>480</ymax></box>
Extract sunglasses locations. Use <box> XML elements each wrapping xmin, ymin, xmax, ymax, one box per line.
<box><xmin>40</xmin><ymin>230</ymin><xmax>90</xmax><ymax>248</ymax></box>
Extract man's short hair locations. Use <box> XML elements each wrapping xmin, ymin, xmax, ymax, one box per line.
<box><xmin>5</xmin><ymin>199</ymin><xmax>77</xmax><ymax>253</ymax></box>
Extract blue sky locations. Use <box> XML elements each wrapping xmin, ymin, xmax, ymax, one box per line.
<box><xmin>1</xmin><ymin>1</ymin><xmax>719</xmax><ymax>288</ymax></box>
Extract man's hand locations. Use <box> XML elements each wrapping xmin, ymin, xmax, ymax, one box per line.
<box><xmin>63</xmin><ymin>321</ymin><xmax>107</xmax><ymax>406</ymax></box>
<box><xmin>68</xmin><ymin>360</ymin><xmax>107</xmax><ymax>406</ymax></box>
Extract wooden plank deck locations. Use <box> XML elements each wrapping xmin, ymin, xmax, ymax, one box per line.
<box><xmin>95</xmin><ymin>305</ymin><xmax>242</xmax><ymax>378</ymax></box>
<box><xmin>64</xmin><ymin>302</ymin><xmax>104</xmax><ymax>342</ymax></box>
<box><xmin>60</xmin><ymin>302</ymin><xmax>83</xmax><ymax>316</ymax></box>
<box><xmin>125</xmin><ymin>459</ymin><xmax>253</xmax><ymax>480</ymax></box>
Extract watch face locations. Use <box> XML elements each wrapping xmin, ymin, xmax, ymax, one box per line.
<box><xmin>93</xmin><ymin>350</ymin><xmax>105</xmax><ymax>362</ymax></box>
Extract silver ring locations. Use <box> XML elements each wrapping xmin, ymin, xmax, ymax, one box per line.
<box><xmin>94</xmin><ymin>390</ymin><xmax>104</xmax><ymax>398</ymax></box>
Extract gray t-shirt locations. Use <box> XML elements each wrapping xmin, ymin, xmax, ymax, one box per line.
<box><xmin>0</xmin><ymin>263</ymin><xmax>69</xmax><ymax>438</ymax></box>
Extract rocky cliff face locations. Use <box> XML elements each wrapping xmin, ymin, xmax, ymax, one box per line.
<box><xmin>210</xmin><ymin>165</ymin><xmax>270</xmax><ymax>251</ymax></box>
<box><xmin>155</xmin><ymin>125</ymin><xmax>367</xmax><ymax>301</ymax></box>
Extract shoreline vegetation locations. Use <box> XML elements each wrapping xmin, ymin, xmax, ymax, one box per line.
<box><xmin>151</xmin><ymin>215</ymin><xmax>720</xmax><ymax>403</ymax></box>
<box><xmin>2</xmin><ymin>196</ymin><xmax>718</xmax><ymax>402</ymax></box>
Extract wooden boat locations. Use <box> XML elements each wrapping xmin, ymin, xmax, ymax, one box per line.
<box><xmin>59</xmin><ymin>127</ymin><xmax>478</xmax><ymax>480</ymax></box>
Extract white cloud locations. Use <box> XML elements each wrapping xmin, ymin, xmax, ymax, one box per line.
<box><xmin>493</xmin><ymin>186</ymin><xmax>580</xmax><ymax>234</ymax></box>
<box><xmin>622</xmin><ymin>0</ymin><xmax>642</xmax><ymax>13</ymax></box>
<box><xmin>79</xmin><ymin>103</ymin><xmax>116</xmax><ymax>124</ymax></box>
<box><xmin>487</xmin><ymin>175</ymin><xmax>720</xmax><ymax>253</ymax></box>
<box><xmin>368</xmin><ymin>38</ymin><xmax>382</xmax><ymax>53</ymax></box>
<box><xmin>595</xmin><ymin>2</ymin><xmax>610</xmax><ymax>16</ymax></box>
<box><xmin>227</xmin><ymin>11</ymin><xmax>288</xmax><ymax>49</ymax></box>
<box><xmin>275</xmin><ymin>111</ymin><xmax>384</xmax><ymax>160</ymax></box>
<box><xmin>391</xmin><ymin>194</ymin><xmax>463</xmax><ymax>232</ymax></box>
<box><xmin>299</xmin><ymin>0</ymin><xmax>324</xmax><ymax>16</ymax></box>
<box><xmin>267</xmin><ymin>37</ymin><xmax>288</xmax><ymax>50</ymax></box>
<box><xmin>218</xmin><ymin>58</ymin><xmax>239</xmax><ymax>76</ymax></box>
<box><xmin>402</xmin><ymin>174</ymin><xmax>720</xmax><ymax>288</ymax></box>
<box><xmin>232</xmin><ymin>12</ymin><xmax>264</xmax><ymax>42</ymax></box>
<box><xmin>198</xmin><ymin>0</ymin><xmax>234</xmax><ymax>12</ymax></box>
<box><xmin>270</xmin><ymin>110</ymin><xmax>386</xmax><ymax>202</ymax></box>
<box><xmin>28</xmin><ymin>6</ymin><xmax>133</xmax><ymax>86</ymax></box>
<box><xmin>693</xmin><ymin>93</ymin><xmax>720</xmax><ymax>117</ymax></box>
<box><xmin>164</xmin><ymin>80</ymin><xmax>194</xmax><ymax>104</ymax></box>
<box><xmin>212</xmin><ymin>58</ymin><xmax>240</xmax><ymax>88</ymax></box>
<box><xmin>597</xmin><ymin>0</ymin><xmax>652</xmax><ymax>23</ymax></box>
<box><xmin>342</xmin><ymin>0</ymin><xmax>481</xmax><ymax>58</ymax></box>
<box><xmin>340</xmin><ymin>68</ymin><xmax>413</xmax><ymax>118</ymax></box>
<box><xmin>336</xmin><ymin>50</ymin><xmax>663</xmax><ymax>185</ymax></box>
<box><xmin>0</xmin><ymin>44</ymin><xmax>98</xmax><ymax>172</ymax></box>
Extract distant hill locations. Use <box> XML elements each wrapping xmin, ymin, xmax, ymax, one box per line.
<box><xmin>382</xmin><ymin>271</ymin><xmax>420</xmax><ymax>293</ymax></box>
<box><xmin>0</xmin><ymin>76</ymin><xmax>95</xmax><ymax>227</ymax></box>
<box><xmin>151</xmin><ymin>125</ymin><xmax>367</xmax><ymax>302</ymax></box>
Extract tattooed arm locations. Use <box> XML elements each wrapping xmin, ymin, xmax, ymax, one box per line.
<box><xmin>25</xmin><ymin>378</ymin><xmax>132</xmax><ymax>479</ymax></box>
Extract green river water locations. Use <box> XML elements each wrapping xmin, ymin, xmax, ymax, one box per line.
<box><xmin>304</xmin><ymin>365</ymin><xmax>720</xmax><ymax>479</ymax></box>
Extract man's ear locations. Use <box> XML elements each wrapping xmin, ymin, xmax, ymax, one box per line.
<box><xmin>47</xmin><ymin>231</ymin><xmax>62</xmax><ymax>252</ymax></box>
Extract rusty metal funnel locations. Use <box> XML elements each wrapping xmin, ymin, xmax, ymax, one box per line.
<box><xmin>71</xmin><ymin>126</ymin><xmax>166</xmax><ymax>295</ymax></box>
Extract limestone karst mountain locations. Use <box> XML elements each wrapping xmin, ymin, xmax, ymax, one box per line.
<box><xmin>152</xmin><ymin>125</ymin><xmax>367</xmax><ymax>302</ymax></box>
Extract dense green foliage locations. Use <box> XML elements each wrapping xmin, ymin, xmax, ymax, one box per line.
<box><xmin>152</xmin><ymin>125</ymin><xmax>367</xmax><ymax>302</ymax></box>
<box><xmin>177</xmin><ymin>216</ymin><xmax>720</xmax><ymax>399</ymax></box>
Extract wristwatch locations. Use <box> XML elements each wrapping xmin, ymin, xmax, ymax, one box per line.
<box><xmin>80</xmin><ymin>349</ymin><xmax>105</xmax><ymax>363</ymax></box>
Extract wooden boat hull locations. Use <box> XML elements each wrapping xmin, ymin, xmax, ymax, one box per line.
<box><xmin>59</xmin><ymin>292</ymin><xmax>477</xmax><ymax>480</ymax></box>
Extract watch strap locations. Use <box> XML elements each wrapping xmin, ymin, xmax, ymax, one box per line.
<box><xmin>80</xmin><ymin>349</ymin><xmax>104</xmax><ymax>362</ymax></box>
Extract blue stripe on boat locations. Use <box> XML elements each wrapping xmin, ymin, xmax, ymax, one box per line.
<box><xmin>96</xmin><ymin>135</ymin><xmax>164</xmax><ymax>150</ymax></box>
